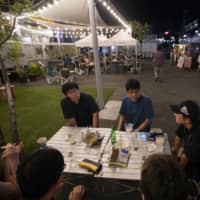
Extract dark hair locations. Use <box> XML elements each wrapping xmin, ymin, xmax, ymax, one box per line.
<box><xmin>125</xmin><ymin>79</ymin><xmax>141</xmax><ymax>91</ymax></box>
<box><xmin>17</xmin><ymin>148</ymin><xmax>65</xmax><ymax>199</ymax></box>
<box><xmin>62</xmin><ymin>82</ymin><xmax>79</xmax><ymax>95</ymax></box>
<box><xmin>140</xmin><ymin>154</ymin><xmax>187</xmax><ymax>200</ymax></box>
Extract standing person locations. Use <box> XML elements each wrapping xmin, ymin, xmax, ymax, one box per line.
<box><xmin>63</xmin><ymin>54</ymin><xmax>72</xmax><ymax>68</ymax></box>
<box><xmin>170</xmin><ymin>100</ymin><xmax>200</xmax><ymax>181</ymax></box>
<box><xmin>170</xmin><ymin>49</ymin><xmax>174</xmax><ymax>64</ymax></box>
<box><xmin>117</xmin><ymin>79</ymin><xmax>154</xmax><ymax>132</ymax></box>
<box><xmin>152</xmin><ymin>45</ymin><xmax>165</xmax><ymax>82</ymax></box>
<box><xmin>61</xmin><ymin>82</ymin><xmax>99</xmax><ymax>127</ymax></box>
<box><xmin>141</xmin><ymin>154</ymin><xmax>188</xmax><ymax>200</ymax></box>
<box><xmin>17</xmin><ymin>148</ymin><xmax>85</xmax><ymax>200</ymax></box>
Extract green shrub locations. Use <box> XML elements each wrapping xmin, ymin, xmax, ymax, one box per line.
<box><xmin>27</xmin><ymin>63</ymin><xmax>42</xmax><ymax>78</ymax></box>
<box><xmin>16</xmin><ymin>67</ymin><xmax>28</xmax><ymax>80</ymax></box>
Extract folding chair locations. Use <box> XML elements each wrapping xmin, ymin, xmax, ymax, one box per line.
<box><xmin>59</xmin><ymin>68</ymin><xmax>75</xmax><ymax>85</ymax></box>
<box><xmin>40</xmin><ymin>63</ymin><xmax>60</xmax><ymax>84</ymax></box>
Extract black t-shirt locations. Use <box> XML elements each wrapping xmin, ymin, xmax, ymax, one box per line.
<box><xmin>61</xmin><ymin>93</ymin><xmax>99</xmax><ymax>127</ymax></box>
<box><xmin>177</xmin><ymin>123</ymin><xmax>200</xmax><ymax>180</ymax></box>
<box><xmin>176</xmin><ymin>125</ymin><xmax>190</xmax><ymax>140</ymax></box>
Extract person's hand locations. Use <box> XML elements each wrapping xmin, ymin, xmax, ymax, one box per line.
<box><xmin>171</xmin><ymin>146</ymin><xmax>177</xmax><ymax>156</ymax></box>
<box><xmin>1</xmin><ymin>143</ymin><xmax>24</xmax><ymax>160</ymax></box>
<box><xmin>1</xmin><ymin>143</ymin><xmax>24</xmax><ymax>184</ymax></box>
<box><xmin>68</xmin><ymin>185</ymin><xmax>85</xmax><ymax>200</ymax></box>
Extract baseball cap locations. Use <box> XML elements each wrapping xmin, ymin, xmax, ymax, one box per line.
<box><xmin>170</xmin><ymin>100</ymin><xmax>200</xmax><ymax>123</ymax></box>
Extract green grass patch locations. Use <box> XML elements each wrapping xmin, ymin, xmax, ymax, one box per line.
<box><xmin>0</xmin><ymin>86</ymin><xmax>115</xmax><ymax>153</ymax></box>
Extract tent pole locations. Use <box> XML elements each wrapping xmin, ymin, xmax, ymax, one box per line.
<box><xmin>135</xmin><ymin>45</ymin><xmax>138</xmax><ymax>69</ymax></box>
<box><xmin>57</xmin><ymin>35</ymin><xmax>63</xmax><ymax>59</ymax></box>
<box><xmin>88</xmin><ymin>0</ymin><xmax>104</xmax><ymax>109</ymax></box>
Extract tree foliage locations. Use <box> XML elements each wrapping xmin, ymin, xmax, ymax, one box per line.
<box><xmin>0</xmin><ymin>0</ymin><xmax>32</xmax><ymax>143</ymax></box>
<box><xmin>6</xmin><ymin>35</ymin><xmax>24</xmax><ymax>66</ymax></box>
<box><xmin>0</xmin><ymin>0</ymin><xmax>31</xmax><ymax>47</ymax></box>
<box><xmin>129</xmin><ymin>20</ymin><xmax>149</xmax><ymax>41</ymax></box>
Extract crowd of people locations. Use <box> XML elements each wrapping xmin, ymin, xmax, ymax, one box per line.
<box><xmin>170</xmin><ymin>45</ymin><xmax>200</xmax><ymax>71</ymax></box>
<box><xmin>0</xmin><ymin>144</ymin><xmax>198</xmax><ymax>200</ymax></box>
<box><xmin>61</xmin><ymin>52</ymin><xmax>138</xmax><ymax>76</ymax></box>
<box><xmin>61</xmin><ymin>80</ymin><xmax>200</xmax><ymax>199</ymax></box>
<box><xmin>1</xmin><ymin>78</ymin><xmax>200</xmax><ymax>200</ymax></box>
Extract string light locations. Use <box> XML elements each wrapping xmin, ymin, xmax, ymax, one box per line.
<box><xmin>98</xmin><ymin>0</ymin><xmax>130</xmax><ymax>31</ymax></box>
<box><xmin>46</xmin><ymin>3</ymin><xmax>53</xmax><ymax>9</ymax></box>
<box><xmin>103</xmin><ymin>1</ymin><xmax>107</xmax><ymax>7</ymax></box>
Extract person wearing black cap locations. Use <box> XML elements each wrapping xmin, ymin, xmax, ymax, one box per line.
<box><xmin>170</xmin><ymin>100</ymin><xmax>200</xmax><ymax>181</ymax></box>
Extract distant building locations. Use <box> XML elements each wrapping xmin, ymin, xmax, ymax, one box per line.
<box><xmin>179</xmin><ymin>11</ymin><xmax>200</xmax><ymax>44</ymax></box>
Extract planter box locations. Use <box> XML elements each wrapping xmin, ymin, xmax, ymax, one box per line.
<box><xmin>0</xmin><ymin>85</ymin><xmax>15</xmax><ymax>100</ymax></box>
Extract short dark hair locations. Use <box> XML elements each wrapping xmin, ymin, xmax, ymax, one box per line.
<box><xmin>140</xmin><ymin>154</ymin><xmax>187</xmax><ymax>200</ymax></box>
<box><xmin>62</xmin><ymin>82</ymin><xmax>79</xmax><ymax>95</ymax></box>
<box><xmin>125</xmin><ymin>79</ymin><xmax>141</xmax><ymax>91</ymax></box>
<box><xmin>17</xmin><ymin>148</ymin><xmax>65</xmax><ymax>199</ymax></box>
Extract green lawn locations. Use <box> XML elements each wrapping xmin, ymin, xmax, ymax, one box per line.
<box><xmin>0</xmin><ymin>86</ymin><xmax>115</xmax><ymax>153</ymax></box>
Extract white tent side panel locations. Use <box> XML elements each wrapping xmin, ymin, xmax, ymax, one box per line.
<box><xmin>102</xmin><ymin>30</ymin><xmax>139</xmax><ymax>47</ymax></box>
<box><xmin>75</xmin><ymin>34</ymin><xmax>107</xmax><ymax>47</ymax></box>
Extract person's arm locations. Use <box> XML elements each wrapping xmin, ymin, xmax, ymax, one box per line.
<box><xmin>68</xmin><ymin>185</ymin><xmax>85</xmax><ymax>200</ymax></box>
<box><xmin>0</xmin><ymin>182</ymin><xmax>21</xmax><ymax>200</ymax></box>
<box><xmin>92</xmin><ymin>112</ymin><xmax>99</xmax><ymax>128</ymax></box>
<box><xmin>88</xmin><ymin>95</ymin><xmax>99</xmax><ymax>128</ymax></box>
<box><xmin>1</xmin><ymin>143</ymin><xmax>24</xmax><ymax>184</ymax></box>
<box><xmin>117</xmin><ymin>100</ymin><xmax>126</xmax><ymax>131</ymax></box>
<box><xmin>68</xmin><ymin>118</ymin><xmax>77</xmax><ymax>127</ymax></box>
<box><xmin>172</xmin><ymin>136</ymin><xmax>183</xmax><ymax>154</ymax></box>
<box><xmin>180</xmin><ymin>153</ymin><xmax>189</xmax><ymax>167</ymax></box>
<box><xmin>180</xmin><ymin>133</ymin><xmax>200</xmax><ymax>168</ymax></box>
<box><xmin>136</xmin><ymin>98</ymin><xmax>154</xmax><ymax>132</ymax></box>
<box><xmin>61</xmin><ymin>99</ymin><xmax>77</xmax><ymax>126</ymax></box>
<box><xmin>134</xmin><ymin>119</ymin><xmax>151</xmax><ymax>132</ymax></box>
<box><xmin>117</xmin><ymin>115</ymin><xmax>125</xmax><ymax>131</ymax></box>
<box><xmin>172</xmin><ymin>126</ymin><xmax>185</xmax><ymax>155</ymax></box>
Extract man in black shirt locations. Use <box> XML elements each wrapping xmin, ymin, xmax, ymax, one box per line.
<box><xmin>17</xmin><ymin>148</ymin><xmax>85</xmax><ymax>200</ymax></box>
<box><xmin>170</xmin><ymin>100</ymin><xmax>200</xmax><ymax>181</ymax></box>
<box><xmin>61</xmin><ymin>82</ymin><xmax>99</xmax><ymax>127</ymax></box>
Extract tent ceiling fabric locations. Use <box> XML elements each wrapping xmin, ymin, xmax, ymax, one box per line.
<box><xmin>37</xmin><ymin>0</ymin><xmax>107</xmax><ymax>26</ymax></box>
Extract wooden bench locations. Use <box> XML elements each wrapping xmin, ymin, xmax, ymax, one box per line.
<box><xmin>0</xmin><ymin>85</ymin><xmax>15</xmax><ymax>100</ymax></box>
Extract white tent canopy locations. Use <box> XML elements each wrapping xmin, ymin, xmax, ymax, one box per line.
<box><xmin>75</xmin><ymin>34</ymin><xmax>107</xmax><ymax>47</ymax></box>
<box><xmin>36</xmin><ymin>0</ymin><xmax>111</xmax><ymax>26</ymax></box>
<box><xmin>102</xmin><ymin>30</ymin><xmax>139</xmax><ymax>47</ymax></box>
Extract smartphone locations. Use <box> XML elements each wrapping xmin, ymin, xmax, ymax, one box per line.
<box><xmin>139</xmin><ymin>132</ymin><xmax>147</xmax><ymax>141</ymax></box>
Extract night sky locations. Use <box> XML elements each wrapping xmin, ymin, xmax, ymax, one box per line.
<box><xmin>111</xmin><ymin>0</ymin><xmax>199</xmax><ymax>34</ymax></box>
